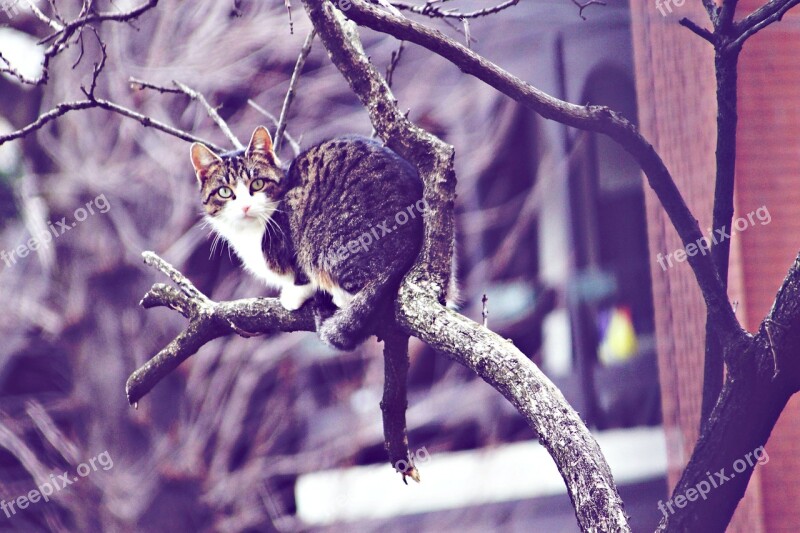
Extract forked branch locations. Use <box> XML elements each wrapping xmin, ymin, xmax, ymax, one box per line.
<box><xmin>339</xmin><ymin>0</ymin><xmax>745</xmax><ymax>349</ymax></box>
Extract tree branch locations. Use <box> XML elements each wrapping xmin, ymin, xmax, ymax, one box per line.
<box><xmin>39</xmin><ymin>0</ymin><xmax>160</xmax><ymax>46</ymax></box>
<box><xmin>0</xmin><ymin>98</ymin><xmax>222</xmax><ymax>151</ymax></box>
<box><xmin>390</xmin><ymin>0</ymin><xmax>522</xmax><ymax>19</ymax></box>
<box><xmin>129</xmin><ymin>78</ymin><xmax>243</xmax><ymax>150</ymax></box>
<box><xmin>301</xmin><ymin>1</ymin><xmax>629</xmax><ymax>529</ymax></box>
<box><xmin>718</xmin><ymin>0</ymin><xmax>740</xmax><ymax>32</ymax></box>
<box><xmin>571</xmin><ymin>0</ymin><xmax>607</xmax><ymax>20</ymax></box>
<box><xmin>377</xmin><ymin>318</ymin><xmax>418</xmax><ymax>483</ymax></box>
<box><xmin>340</xmin><ymin>0</ymin><xmax>745</xmax><ymax>346</ymax></box>
<box><xmin>679</xmin><ymin>17</ymin><xmax>716</xmax><ymax>44</ymax></box>
<box><xmin>126</xmin><ymin>252</ymin><xmax>315</xmax><ymax>405</ymax></box>
<box><xmin>130</xmin><ymin>77</ymin><xmax>244</xmax><ymax>150</ymax></box>
<box><xmin>173</xmin><ymin>81</ymin><xmax>244</xmax><ymax>150</ymax></box>
<box><xmin>275</xmin><ymin>28</ymin><xmax>316</xmax><ymax>154</ymax></box>
<box><xmin>660</xmin><ymin>254</ymin><xmax>800</xmax><ymax>531</ymax></box>
<box><xmin>701</xmin><ymin>36</ymin><xmax>742</xmax><ymax>431</ymax></box>
<box><xmin>0</xmin><ymin>0</ymin><xmax>159</xmax><ymax>87</ymax></box>
<box><xmin>247</xmin><ymin>100</ymin><xmax>302</xmax><ymax>157</ymax></box>
<box><xmin>734</xmin><ymin>0</ymin><xmax>800</xmax><ymax>49</ymax></box>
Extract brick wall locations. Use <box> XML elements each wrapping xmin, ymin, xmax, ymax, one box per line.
<box><xmin>736</xmin><ymin>5</ymin><xmax>800</xmax><ymax>530</ymax></box>
<box><xmin>624</xmin><ymin>0</ymin><xmax>800</xmax><ymax>529</ymax></box>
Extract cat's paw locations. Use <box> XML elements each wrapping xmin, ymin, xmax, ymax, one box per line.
<box><xmin>279</xmin><ymin>284</ymin><xmax>315</xmax><ymax>311</ymax></box>
<box><xmin>331</xmin><ymin>287</ymin><xmax>355</xmax><ymax>309</ymax></box>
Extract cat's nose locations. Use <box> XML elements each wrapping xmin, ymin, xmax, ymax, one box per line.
<box><xmin>242</xmin><ymin>206</ymin><xmax>251</xmax><ymax>215</ymax></box>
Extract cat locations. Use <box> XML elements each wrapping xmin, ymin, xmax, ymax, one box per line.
<box><xmin>190</xmin><ymin>126</ymin><xmax>425</xmax><ymax>350</ymax></box>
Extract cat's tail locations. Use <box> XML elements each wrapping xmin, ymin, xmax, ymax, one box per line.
<box><xmin>318</xmin><ymin>272</ymin><xmax>396</xmax><ymax>351</ymax></box>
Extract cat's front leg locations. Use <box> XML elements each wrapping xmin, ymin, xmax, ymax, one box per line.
<box><xmin>279</xmin><ymin>283</ymin><xmax>316</xmax><ymax>311</ymax></box>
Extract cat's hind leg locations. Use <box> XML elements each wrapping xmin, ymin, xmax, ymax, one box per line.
<box><xmin>318</xmin><ymin>271</ymin><xmax>395</xmax><ymax>351</ymax></box>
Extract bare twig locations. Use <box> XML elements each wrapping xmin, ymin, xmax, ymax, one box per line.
<box><xmin>571</xmin><ymin>0</ymin><xmax>606</xmax><ymax>20</ymax></box>
<box><xmin>80</xmin><ymin>28</ymin><xmax>107</xmax><ymax>99</ymax></box>
<box><xmin>0</xmin><ymin>0</ymin><xmax>158</xmax><ymax>87</ymax></box>
<box><xmin>0</xmin><ymin>51</ymin><xmax>44</xmax><ymax>85</ymax></box>
<box><xmin>173</xmin><ymin>81</ymin><xmax>244</xmax><ymax>150</ymax></box>
<box><xmin>0</xmin><ymin>98</ymin><xmax>222</xmax><ymax>151</ymax></box>
<box><xmin>391</xmin><ymin>0</ymin><xmax>522</xmax><ymax>19</ymax></box>
<box><xmin>732</xmin><ymin>0</ymin><xmax>800</xmax><ymax>49</ymax></box>
<box><xmin>129</xmin><ymin>77</ymin><xmax>244</xmax><ymax>150</ymax></box>
<box><xmin>679</xmin><ymin>17</ymin><xmax>716</xmax><ymax>43</ymax></box>
<box><xmin>275</xmin><ymin>28</ymin><xmax>316</xmax><ymax>154</ymax></box>
<box><xmin>371</xmin><ymin>41</ymin><xmax>405</xmax><ymax>137</ymax></box>
<box><xmin>385</xmin><ymin>40</ymin><xmax>405</xmax><ymax>87</ymax></box>
<box><xmin>39</xmin><ymin>0</ymin><xmax>159</xmax><ymax>46</ymax></box>
<box><xmin>129</xmin><ymin>77</ymin><xmax>183</xmax><ymax>94</ymax></box>
<box><xmin>131</xmin><ymin>78</ymin><xmax>243</xmax><ymax>149</ymax></box>
<box><xmin>285</xmin><ymin>0</ymin><xmax>294</xmax><ymax>33</ymax></box>
<box><xmin>247</xmin><ymin>99</ymin><xmax>302</xmax><ymax>157</ymax></box>
<box><xmin>23</xmin><ymin>0</ymin><xmax>64</xmax><ymax>31</ymax></box>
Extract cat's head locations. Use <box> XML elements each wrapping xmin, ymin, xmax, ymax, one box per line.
<box><xmin>190</xmin><ymin>126</ymin><xmax>285</xmax><ymax>231</ymax></box>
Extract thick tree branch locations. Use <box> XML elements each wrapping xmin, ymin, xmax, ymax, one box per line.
<box><xmin>660</xmin><ymin>255</ymin><xmax>800</xmax><ymax>531</ymax></box>
<box><xmin>399</xmin><ymin>286</ymin><xmax>630</xmax><ymax>530</ymax></box>
<box><xmin>126</xmin><ymin>253</ymin><xmax>315</xmax><ymax>405</ymax></box>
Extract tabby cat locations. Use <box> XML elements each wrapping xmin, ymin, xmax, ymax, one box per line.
<box><xmin>190</xmin><ymin>127</ymin><xmax>424</xmax><ymax>350</ymax></box>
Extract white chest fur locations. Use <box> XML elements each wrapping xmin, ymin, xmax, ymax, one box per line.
<box><xmin>209</xmin><ymin>217</ymin><xmax>293</xmax><ymax>290</ymax></box>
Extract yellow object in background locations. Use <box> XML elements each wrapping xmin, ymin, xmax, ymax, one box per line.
<box><xmin>598</xmin><ymin>306</ymin><xmax>638</xmax><ymax>365</ymax></box>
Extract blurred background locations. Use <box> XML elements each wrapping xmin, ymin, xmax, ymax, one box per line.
<box><xmin>1</xmin><ymin>0</ymin><xmax>797</xmax><ymax>532</ymax></box>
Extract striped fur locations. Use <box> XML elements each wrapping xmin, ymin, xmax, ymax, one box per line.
<box><xmin>191</xmin><ymin>127</ymin><xmax>423</xmax><ymax>350</ymax></box>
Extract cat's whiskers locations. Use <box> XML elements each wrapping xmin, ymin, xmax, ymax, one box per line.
<box><xmin>259</xmin><ymin>212</ymin><xmax>285</xmax><ymax>240</ymax></box>
<box><xmin>267</xmin><ymin>212</ymin><xmax>286</xmax><ymax>237</ymax></box>
<box><xmin>209</xmin><ymin>231</ymin><xmax>224</xmax><ymax>259</ymax></box>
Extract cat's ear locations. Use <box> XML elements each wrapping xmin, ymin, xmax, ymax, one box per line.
<box><xmin>190</xmin><ymin>143</ymin><xmax>222</xmax><ymax>186</ymax></box>
<box><xmin>246</xmin><ymin>126</ymin><xmax>275</xmax><ymax>160</ymax></box>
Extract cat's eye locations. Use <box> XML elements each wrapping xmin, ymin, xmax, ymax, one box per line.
<box><xmin>250</xmin><ymin>178</ymin><xmax>266</xmax><ymax>193</ymax></box>
<box><xmin>217</xmin><ymin>186</ymin><xmax>233</xmax><ymax>199</ymax></box>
